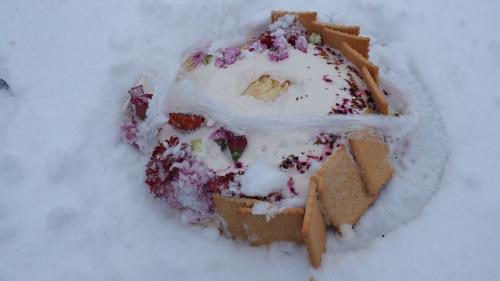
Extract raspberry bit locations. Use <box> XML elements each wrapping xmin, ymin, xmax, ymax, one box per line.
<box><xmin>145</xmin><ymin>136</ymin><xmax>217</xmax><ymax>223</ymax></box>
<box><xmin>129</xmin><ymin>85</ymin><xmax>153</xmax><ymax>121</ymax></box>
<box><xmin>209</xmin><ymin>127</ymin><xmax>248</xmax><ymax>162</ymax></box>
<box><xmin>227</xmin><ymin>133</ymin><xmax>247</xmax><ymax>162</ymax></box>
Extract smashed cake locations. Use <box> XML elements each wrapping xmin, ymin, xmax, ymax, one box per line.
<box><xmin>120</xmin><ymin>10</ymin><xmax>402</xmax><ymax>269</ymax></box>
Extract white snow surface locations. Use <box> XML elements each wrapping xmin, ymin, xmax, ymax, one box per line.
<box><xmin>240</xmin><ymin>161</ymin><xmax>288</xmax><ymax>197</ymax></box>
<box><xmin>1</xmin><ymin>0</ymin><xmax>500</xmax><ymax>280</ymax></box>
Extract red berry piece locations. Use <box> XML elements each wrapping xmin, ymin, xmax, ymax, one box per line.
<box><xmin>129</xmin><ymin>85</ymin><xmax>153</xmax><ymax>121</ymax></box>
<box><xmin>227</xmin><ymin>132</ymin><xmax>247</xmax><ymax>162</ymax></box>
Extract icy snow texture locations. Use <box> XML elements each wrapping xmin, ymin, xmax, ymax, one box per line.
<box><xmin>1</xmin><ymin>0</ymin><xmax>499</xmax><ymax>280</ymax></box>
<box><xmin>240</xmin><ymin>161</ymin><xmax>288</xmax><ymax>197</ymax></box>
<box><xmin>251</xmin><ymin>201</ymin><xmax>280</xmax><ymax>220</ymax></box>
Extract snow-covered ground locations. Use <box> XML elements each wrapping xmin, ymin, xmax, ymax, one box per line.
<box><xmin>1</xmin><ymin>0</ymin><xmax>500</xmax><ymax>280</ymax></box>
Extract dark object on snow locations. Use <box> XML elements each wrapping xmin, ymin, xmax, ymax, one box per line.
<box><xmin>0</xmin><ymin>79</ymin><xmax>9</xmax><ymax>90</ymax></box>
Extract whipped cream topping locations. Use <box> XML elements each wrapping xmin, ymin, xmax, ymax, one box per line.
<box><xmin>183</xmin><ymin>44</ymin><xmax>372</xmax><ymax>117</ymax></box>
<box><xmin>158</xmin><ymin>121</ymin><xmax>339</xmax><ymax>204</ymax></box>
<box><xmin>155</xmin><ymin>42</ymin><xmax>382</xmax><ymax>207</ymax></box>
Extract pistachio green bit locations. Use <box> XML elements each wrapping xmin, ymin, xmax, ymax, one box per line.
<box><xmin>202</xmin><ymin>55</ymin><xmax>212</xmax><ymax>65</ymax></box>
<box><xmin>308</xmin><ymin>32</ymin><xmax>322</xmax><ymax>45</ymax></box>
<box><xmin>231</xmin><ymin>151</ymin><xmax>242</xmax><ymax>162</ymax></box>
<box><xmin>191</xmin><ymin>139</ymin><xmax>203</xmax><ymax>153</ymax></box>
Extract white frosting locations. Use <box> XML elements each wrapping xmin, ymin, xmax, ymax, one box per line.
<box><xmin>240</xmin><ymin>161</ymin><xmax>288</xmax><ymax>197</ymax></box>
<box><xmin>162</xmin><ymin>43</ymin><xmax>378</xmax><ymax>207</ymax></box>
<box><xmin>157</xmin><ymin>123</ymin><xmax>324</xmax><ymax>202</ymax></box>
<box><xmin>184</xmin><ymin>44</ymin><xmax>369</xmax><ymax>117</ymax></box>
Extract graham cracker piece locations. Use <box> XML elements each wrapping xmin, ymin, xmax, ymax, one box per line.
<box><xmin>341</xmin><ymin>42</ymin><xmax>379</xmax><ymax>84</ymax></box>
<box><xmin>271</xmin><ymin>10</ymin><xmax>318</xmax><ymax>33</ymax></box>
<box><xmin>212</xmin><ymin>194</ymin><xmax>258</xmax><ymax>240</ymax></box>
<box><xmin>236</xmin><ymin>207</ymin><xmax>305</xmax><ymax>246</ymax></box>
<box><xmin>302</xmin><ymin>177</ymin><xmax>326</xmax><ymax>268</ymax></box>
<box><xmin>322</xmin><ymin>28</ymin><xmax>370</xmax><ymax>58</ymax></box>
<box><xmin>361</xmin><ymin>66</ymin><xmax>389</xmax><ymax>115</ymax></box>
<box><xmin>316</xmin><ymin>145</ymin><xmax>376</xmax><ymax>228</ymax></box>
<box><xmin>311</xmin><ymin>21</ymin><xmax>360</xmax><ymax>36</ymax></box>
<box><xmin>348</xmin><ymin>130</ymin><xmax>393</xmax><ymax>196</ymax></box>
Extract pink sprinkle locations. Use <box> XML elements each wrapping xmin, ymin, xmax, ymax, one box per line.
<box><xmin>287</xmin><ymin>177</ymin><xmax>298</xmax><ymax>196</ymax></box>
<box><xmin>294</xmin><ymin>35</ymin><xmax>308</xmax><ymax>53</ymax></box>
<box><xmin>323</xmin><ymin>75</ymin><xmax>333</xmax><ymax>83</ymax></box>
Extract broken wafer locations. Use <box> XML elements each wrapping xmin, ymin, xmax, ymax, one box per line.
<box><xmin>302</xmin><ymin>177</ymin><xmax>326</xmax><ymax>268</ymax></box>
<box><xmin>316</xmin><ymin>145</ymin><xmax>376</xmax><ymax>229</ymax></box>
<box><xmin>271</xmin><ymin>10</ymin><xmax>318</xmax><ymax>33</ymax></box>
<box><xmin>243</xmin><ymin>74</ymin><xmax>290</xmax><ymax>102</ymax></box>
<box><xmin>348</xmin><ymin>130</ymin><xmax>393</xmax><ymax>196</ymax></box>
<box><xmin>340</xmin><ymin>42</ymin><xmax>379</xmax><ymax>84</ymax></box>
<box><xmin>213</xmin><ymin>194</ymin><xmax>259</xmax><ymax>240</ymax></box>
<box><xmin>237</xmin><ymin>207</ymin><xmax>304</xmax><ymax>246</ymax></box>
<box><xmin>311</xmin><ymin>21</ymin><xmax>360</xmax><ymax>36</ymax></box>
<box><xmin>322</xmin><ymin>28</ymin><xmax>370</xmax><ymax>58</ymax></box>
<box><xmin>361</xmin><ymin>66</ymin><xmax>389</xmax><ymax>114</ymax></box>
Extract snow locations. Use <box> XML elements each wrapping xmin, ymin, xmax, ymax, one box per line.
<box><xmin>337</xmin><ymin>224</ymin><xmax>355</xmax><ymax>241</ymax></box>
<box><xmin>251</xmin><ymin>201</ymin><xmax>280</xmax><ymax>220</ymax></box>
<box><xmin>1</xmin><ymin>0</ymin><xmax>500</xmax><ymax>280</ymax></box>
<box><xmin>240</xmin><ymin>161</ymin><xmax>288</xmax><ymax>197</ymax></box>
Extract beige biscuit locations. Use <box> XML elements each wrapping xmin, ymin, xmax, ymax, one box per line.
<box><xmin>348</xmin><ymin>130</ymin><xmax>393</xmax><ymax>196</ymax></box>
<box><xmin>341</xmin><ymin>42</ymin><xmax>379</xmax><ymax>85</ymax></box>
<box><xmin>271</xmin><ymin>10</ymin><xmax>318</xmax><ymax>34</ymax></box>
<box><xmin>237</xmin><ymin>207</ymin><xmax>305</xmax><ymax>246</ymax></box>
<box><xmin>316</xmin><ymin>145</ymin><xmax>376</xmax><ymax>228</ymax></box>
<box><xmin>361</xmin><ymin>66</ymin><xmax>389</xmax><ymax>115</ymax></box>
<box><xmin>311</xmin><ymin>21</ymin><xmax>360</xmax><ymax>36</ymax></box>
<box><xmin>322</xmin><ymin>29</ymin><xmax>370</xmax><ymax>58</ymax></box>
<box><xmin>302</xmin><ymin>177</ymin><xmax>326</xmax><ymax>268</ymax></box>
<box><xmin>212</xmin><ymin>194</ymin><xmax>258</xmax><ymax>240</ymax></box>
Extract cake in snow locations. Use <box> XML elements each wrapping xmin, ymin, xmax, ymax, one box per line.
<box><xmin>120</xmin><ymin>10</ymin><xmax>404</xmax><ymax>269</ymax></box>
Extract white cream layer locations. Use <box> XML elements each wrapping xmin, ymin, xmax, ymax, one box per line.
<box><xmin>162</xmin><ymin>43</ymin><xmax>370</xmax><ymax>206</ymax></box>
<box><xmin>158</xmin><ymin>123</ymin><xmax>325</xmax><ymax>202</ymax></box>
<box><xmin>184</xmin><ymin>44</ymin><xmax>368</xmax><ymax>117</ymax></box>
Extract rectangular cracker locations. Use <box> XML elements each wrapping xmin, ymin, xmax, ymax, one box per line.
<box><xmin>237</xmin><ymin>207</ymin><xmax>305</xmax><ymax>246</ymax></box>
<box><xmin>341</xmin><ymin>42</ymin><xmax>379</xmax><ymax>85</ymax></box>
<box><xmin>316</xmin><ymin>145</ymin><xmax>376</xmax><ymax>228</ymax></box>
<box><xmin>271</xmin><ymin>10</ymin><xmax>318</xmax><ymax>33</ymax></box>
<box><xmin>348</xmin><ymin>130</ymin><xmax>393</xmax><ymax>196</ymax></box>
<box><xmin>212</xmin><ymin>194</ymin><xmax>258</xmax><ymax>240</ymax></box>
<box><xmin>311</xmin><ymin>21</ymin><xmax>360</xmax><ymax>36</ymax></box>
<box><xmin>361</xmin><ymin>66</ymin><xmax>389</xmax><ymax>115</ymax></box>
<box><xmin>302</xmin><ymin>177</ymin><xmax>326</xmax><ymax>268</ymax></box>
<box><xmin>322</xmin><ymin>28</ymin><xmax>370</xmax><ymax>58</ymax></box>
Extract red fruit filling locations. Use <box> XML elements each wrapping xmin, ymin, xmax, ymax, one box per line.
<box><xmin>129</xmin><ymin>85</ymin><xmax>153</xmax><ymax>121</ymax></box>
<box><xmin>209</xmin><ymin>127</ymin><xmax>247</xmax><ymax>162</ymax></box>
<box><xmin>145</xmin><ymin>136</ymin><xmax>217</xmax><ymax>223</ymax></box>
